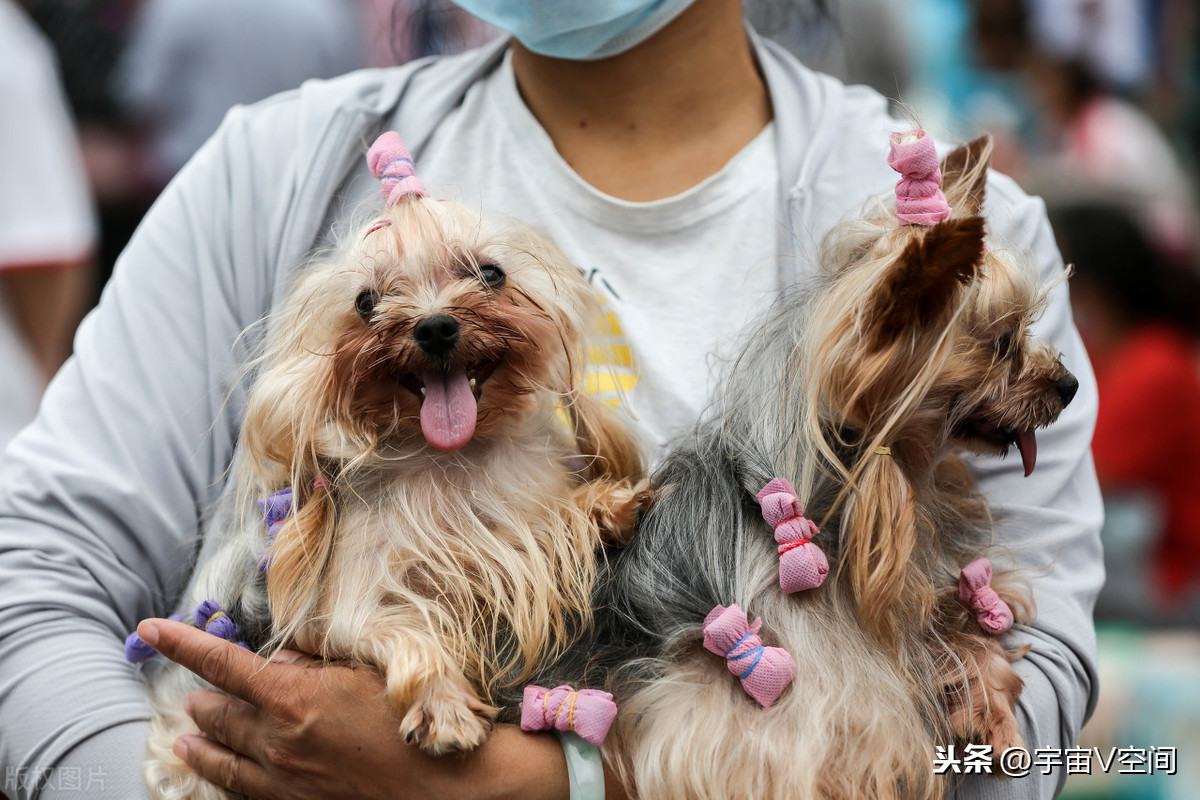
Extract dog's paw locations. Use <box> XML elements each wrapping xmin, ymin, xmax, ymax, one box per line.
<box><xmin>983</xmin><ymin>712</ymin><xmax>1025</xmax><ymax>758</ymax></box>
<box><xmin>398</xmin><ymin>690</ymin><xmax>498</xmax><ymax>755</ymax></box>
<box><xmin>145</xmin><ymin>704</ymin><xmax>236</xmax><ymax>800</ymax></box>
<box><xmin>144</xmin><ymin>756</ymin><xmax>233</xmax><ymax>800</ymax></box>
<box><xmin>593</xmin><ymin>479</ymin><xmax>657</xmax><ymax>546</ymax></box>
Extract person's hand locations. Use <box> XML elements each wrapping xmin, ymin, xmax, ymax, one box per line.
<box><xmin>136</xmin><ymin>618</ymin><xmax>572</xmax><ymax>800</ymax></box>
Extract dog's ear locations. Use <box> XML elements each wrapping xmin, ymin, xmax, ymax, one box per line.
<box><xmin>874</xmin><ymin>216</ymin><xmax>985</xmax><ymax>339</ymax></box>
<box><xmin>568</xmin><ymin>390</ymin><xmax>644</xmax><ymax>483</ymax></box>
<box><xmin>940</xmin><ymin>136</ymin><xmax>991</xmax><ymax>216</ymax></box>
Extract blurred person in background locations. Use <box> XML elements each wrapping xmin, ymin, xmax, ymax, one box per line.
<box><xmin>745</xmin><ymin>0</ymin><xmax>913</xmax><ymax>105</ymax></box>
<box><xmin>1052</xmin><ymin>201</ymin><xmax>1200</xmax><ymax>624</ymax></box>
<box><xmin>0</xmin><ymin>0</ymin><xmax>95</xmax><ymax>452</ymax></box>
<box><xmin>896</xmin><ymin>0</ymin><xmax>1036</xmax><ymax>174</ymax></box>
<box><xmin>1027</xmin><ymin>0</ymin><xmax>1155</xmax><ymax>93</ymax></box>
<box><xmin>1023</xmin><ymin>0</ymin><xmax>1199</xmax><ymax>262</ymax></box>
<box><xmin>25</xmin><ymin>0</ymin><xmax>146</xmax><ymax>302</ymax></box>
<box><xmin>113</xmin><ymin>0</ymin><xmax>365</xmax><ymax>187</ymax></box>
<box><xmin>362</xmin><ymin>0</ymin><xmax>498</xmax><ymax>67</ymax></box>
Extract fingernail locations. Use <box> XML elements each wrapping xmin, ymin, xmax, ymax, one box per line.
<box><xmin>137</xmin><ymin>620</ymin><xmax>160</xmax><ymax>647</ymax></box>
<box><xmin>173</xmin><ymin>736</ymin><xmax>190</xmax><ymax>761</ymax></box>
<box><xmin>182</xmin><ymin>694</ymin><xmax>193</xmax><ymax>715</ymax></box>
<box><xmin>269</xmin><ymin>649</ymin><xmax>304</xmax><ymax>665</ymax></box>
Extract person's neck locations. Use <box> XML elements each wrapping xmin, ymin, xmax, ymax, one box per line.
<box><xmin>510</xmin><ymin>0</ymin><xmax>771</xmax><ymax>202</ymax></box>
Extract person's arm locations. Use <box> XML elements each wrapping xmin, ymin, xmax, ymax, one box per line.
<box><xmin>0</xmin><ymin>98</ymin><xmax>280</xmax><ymax>798</ymax></box>
<box><xmin>0</xmin><ymin>261</ymin><xmax>91</xmax><ymax>382</ymax></box>
<box><xmin>0</xmin><ymin>5</ymin><xmax>96</xmax><ymax>390</ymax></box>
<box><xmin>954</xmin><ymin>178</ymin><xmax>1104</xmax><ymax>799</ymax></box>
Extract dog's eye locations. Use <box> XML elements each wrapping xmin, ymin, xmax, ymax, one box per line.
<box><xmin>478</xmin><ymin>263</ymin><xmax>505</xmax><ymax>288</ymax></box>
<box><xmin>355</xmin><ymin>289</ymin><xmax>379</xmax><ymax>321</ymax></box>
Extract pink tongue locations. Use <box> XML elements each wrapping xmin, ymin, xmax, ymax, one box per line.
<box><xmin>419</xmin><ymin>368</ymin><xmax>477</xmax><ymax>451</ymax></box>
<box><xmin>1015</xmin><ymin>430</ymin><xmax>1037</xmax><ymax>477</ymax></box>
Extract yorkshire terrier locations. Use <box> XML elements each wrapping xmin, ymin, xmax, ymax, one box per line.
<box><xmin>133</xmin><ymin>132</ymin><xmax>650</xmax><ymax>800</ymax></box>
<box><xmin>532</xmin><ymin>133</ymin><xmax>1078</xmax><ymax>799</ymax></box>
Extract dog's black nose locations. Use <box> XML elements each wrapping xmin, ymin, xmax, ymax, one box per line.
<box><xmin>414</xmin><ymin>314</ymin><xmax>459</xmax><ymax>356</ymax></box>
<box><xmin>1055</xmin><ymin>372</ymin><xmax>1079</xmax><ymax>407</ymax></box>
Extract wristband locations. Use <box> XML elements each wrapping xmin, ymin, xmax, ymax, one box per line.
<box><xmin>555</xmin><ymin>730</ymin><xmax>605</xmax><ymax>800</ymax></box>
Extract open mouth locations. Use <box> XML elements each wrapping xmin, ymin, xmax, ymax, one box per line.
<box><xmin>394</xmin><ymin>360</ymin><xmax>500</xmax><ymax>451</ymax></box>
<box><xmin>956</xmin><ymin>416</ymin><xmax>1038</xmax><ymax>477</ymax></box>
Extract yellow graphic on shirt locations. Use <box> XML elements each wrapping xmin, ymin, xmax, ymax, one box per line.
<box><xmin>581</xmin><ymin>295</ymin><xmax>638</xmax><ymax>406</ymax></box>
<box><xmin>557</xmin><ymin>292</ymin><xmax>638</xmax><ymax>430</ymax></box>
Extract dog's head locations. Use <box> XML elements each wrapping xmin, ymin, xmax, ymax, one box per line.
<box><xmin>802</xmin><ymin>134</ymin><xmax>1076</xmax><ymax>643</ymax></box>
<box><xmin>243</xmin><ymin>196</ymin><xmax>597</xmax><ymax>476</ymax></box>
<box><xmin>809</xmin><ymin>135</ymin><xmax>1076</xmax><ymax>478</ymax></box>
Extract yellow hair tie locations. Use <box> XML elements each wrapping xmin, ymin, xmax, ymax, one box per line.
<box><xmin>568</xmin><ymin>691</ymin><xmax>578</xmax><ymax>732</ymax></box>
<box><xmin>874</xmin><ymin>446</ymin><xmax>892</xmax><ymax>456</ymax></box>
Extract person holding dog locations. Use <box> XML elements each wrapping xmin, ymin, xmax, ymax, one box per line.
<box><xmin>0</xmin><ymin>1</ymin><xmax>1102</xmax><ymax>798</ymax></box>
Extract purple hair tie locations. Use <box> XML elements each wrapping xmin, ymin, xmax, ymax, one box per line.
<box><xmin>124</xmin><ymin>601</ymin><xmax>247</xmax><ymax>665</ymax></box>
<box><xmin>257</xmin><ymin>487</ymin><xmax>294</xmax><ymax>572</ymax></box>
<box><xmin>124</xmin><ymin>614</ymin><xmax>182</xmax><ymax>663</ymax></box>
<box><xmin>888</xmin><ymin>129</ymin><xmax>952</xmax><ymax>226</ymax></box>
<box><xmin>193</xmin><ymin>599</ymin><xmax>238</xmax><ymax>639</ymax></box>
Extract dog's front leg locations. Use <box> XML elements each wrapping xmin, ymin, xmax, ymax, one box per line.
<box><xmin>571</xmin><ymin>478</ymin><xmax>655</xmax><ymax>546</ymax></box>
<box><xmin>359</xmin><ymin>627</ymin><xmax>498</xmax><ymax>756</ymax></box>
<box><xmin>941</xmin><ymin>633</ymin><xmax>1025</xmax><ymax>756</ymax></box>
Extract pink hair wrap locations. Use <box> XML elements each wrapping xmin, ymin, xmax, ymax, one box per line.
<box><xmin>367</xmin><ymin>131</ymin><xmax>428</xmax><ymax>206</ymax></box>
<box><xmin>959</xmin><ymin>558</ymin><xmax>1014</xmax><ymax>635</ymax></box>
<box><xmin>755</xmin><ymin>478</ymin><xmax>829</xmax><ymax>593</ymax></box>
<box><xmin>702</xmin><ymin>604</ymin><xmax>796</xmax><ymax>708</ymax></box>
<box><xmin>888</xmin><ymin>129</ymin><xmax>951</xmax><ymax>226</ymax></box>
<box><xmin>520</xmin><ymin>685</ymin><xmax>617</xmax><ymax>746</ymax></box>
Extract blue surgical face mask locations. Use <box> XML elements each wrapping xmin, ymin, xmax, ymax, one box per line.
<box><xmin>450</xmin><ymin>0</ymin><xmax>696</xmax><ymax>60</ymax></box>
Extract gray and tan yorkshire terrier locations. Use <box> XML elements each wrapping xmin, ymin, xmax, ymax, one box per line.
<box><xmin>131</xmin><ymin>132</ymin><xmax>650</xmax><ymax>800</ymax></box>
<box><xmin>530</xmin><ymin>132</ymin><xmax>1079</xmax><ymax>799</ymax></box>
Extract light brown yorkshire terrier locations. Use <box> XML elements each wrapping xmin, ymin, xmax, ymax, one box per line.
<box><xmin>134</xmin><ymin>133</ymin><xmax>649</xmax><ymax>800</ymax></box>
<box><xmin>542</xmin><ymin>133</ymin><xmax>1079</xmax><ymax>799</ymax></box>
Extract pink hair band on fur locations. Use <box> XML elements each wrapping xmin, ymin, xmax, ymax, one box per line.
<box><xmin>755</xmin><ymin>478</ymin><xmax>829</xmax><ymax>593</ymax></box>
<box><xmin>367</xmin><ymin>131</ymin><xmax>428</xmax><ymax>206</ymax></box>
<box><xmin>959</xmin><ymin>558</ymin><xmax>1014</xmax><ymax>635</ymax></box>
<box><xmin>364</xmin><ymin>220</ymin><xmax>392</xmax><ymax>238</ymax></box>
<box><xmin>888</xmin><ymin>129</ymin><xmax>951</xmax><ymax>226</ymax></box>
<box><xmin>702</xmin><ymin>604</ymin><xmax>796</xmax><ymax>708</ymax></box>
<box><xmin>520</xmin><ymin>685</ymin><xmax>618</xmax><ymax>746</ymax></box>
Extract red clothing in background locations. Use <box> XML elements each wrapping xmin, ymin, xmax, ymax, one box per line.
<box><xmin>1089</xmin><ymin>325</ymin><xmax>1200</xmax><ymax>601</ymax></box>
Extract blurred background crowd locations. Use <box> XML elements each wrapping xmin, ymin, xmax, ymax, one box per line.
<box><xmin>2</xmin><ymin>0</ymin><xmax>1197</xmax><ymax>797</ymax></box>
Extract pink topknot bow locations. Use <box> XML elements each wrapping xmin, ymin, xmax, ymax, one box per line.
<box><xmin>888</xmin><ymin>129</ymin><xmax>951</xmax><ymax>226</ymax></box>
<box><xmin>702</xmin><ymin>604</ymin><xmax>796</xmax><ymax>708</ymax></box>
<box><xmin>959</xmin><ymin>558</ymin><xmax>1014</xmax><ymax>635</ymax></box>
<box><xmin>367</xmin><ymin>131</ymin><xmax>428</xmax><ymax>206</ymax></box>
<box><xmin>520</xmin><ymin>685</ymin><xmax>618</xmax><ymax>746</ymax></box>
<box><xmin>755</xmin><ymin>478</ymin><xmax>829</xmax><ymax>593</ymax></box>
